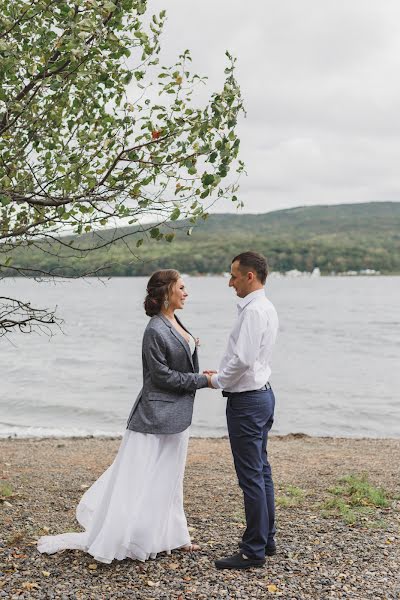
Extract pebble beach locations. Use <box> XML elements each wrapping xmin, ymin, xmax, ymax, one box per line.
<box><xmin>1</xmin><ymin>435</ymin><xmax>399</xmax><ymax>599</ymax></box>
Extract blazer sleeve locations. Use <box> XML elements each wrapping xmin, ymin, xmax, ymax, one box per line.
<box><xmin>143</xmin><ymin>328</ymin><xmax>208</xmax><ymax>393</ymax></box>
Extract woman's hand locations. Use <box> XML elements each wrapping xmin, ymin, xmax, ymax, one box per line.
<box><xmin>203</xmin><ymin>369</ymin><xmax>217</xmax><ymax>375</ymax></box>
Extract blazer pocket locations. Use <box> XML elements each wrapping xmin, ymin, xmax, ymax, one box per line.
<box><xmin>147</xmin><ymin>392</ymin><xmax>175</xmax><ymax>403</ymax></box>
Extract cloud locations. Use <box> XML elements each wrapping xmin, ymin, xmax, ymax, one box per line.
<box><xmin>145</xmin><ymin>0</ymin><xmax>400</xmax><ymax>212</ymax></box>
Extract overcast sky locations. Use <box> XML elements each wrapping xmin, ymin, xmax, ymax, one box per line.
<box><xmin>148</xmin><ymin>0</ymin><xmax>400</xmax><ymax>213</ymax></box>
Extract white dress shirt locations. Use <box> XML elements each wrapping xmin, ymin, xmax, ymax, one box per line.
<box><xmin>211</xmin><ymin>289</ymin><xmax>279</xmax><ymax>393</ymax></box>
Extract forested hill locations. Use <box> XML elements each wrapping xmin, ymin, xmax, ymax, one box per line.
<box><xmin>6</xmin><ymin>202</ymin><xmax>400</xmax><ymax>275</ymax></box>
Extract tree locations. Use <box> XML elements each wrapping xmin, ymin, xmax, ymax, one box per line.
<box><xmin>0</xmin><ymin>0</ymin><xmax>244</xmax><ymax>336</ymax></box>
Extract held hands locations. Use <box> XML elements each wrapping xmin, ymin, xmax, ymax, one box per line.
<box><xmin>203</xmin><ymin>370</ymin><xmax>217</xmax><ymax>388</ymax></box>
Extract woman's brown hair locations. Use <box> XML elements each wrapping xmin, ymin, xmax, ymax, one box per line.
<box><xmin>144</xmin><ymin>269</ymin><xmax>180</xmax><ymax>316</ymax></box>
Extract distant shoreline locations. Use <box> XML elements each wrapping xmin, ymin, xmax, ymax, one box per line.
<box><xmin>4</xmin><ymin>203</ymin><xmax>400</xmax><ymax>278</ymax></box>
<box><xmin>3</xmin><ymin>271</ymin><xmax>400</xmax><ymax>278</ymax></box>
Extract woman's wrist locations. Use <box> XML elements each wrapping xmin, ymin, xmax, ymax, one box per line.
<box><xmin>197</xmin><ymin>374</ymin><xmax>209</xmax><ymax>389</ymax></box>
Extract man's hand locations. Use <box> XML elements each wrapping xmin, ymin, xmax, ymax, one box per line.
<box><xmin>204</xmin><ymin>370</ymin><xmax>217</xmax><ymax>388</ymax></box>
<box><xmin>204</xmin><ymin>372</ymin><xmax>218</xmax><ymax>388</ymax></box>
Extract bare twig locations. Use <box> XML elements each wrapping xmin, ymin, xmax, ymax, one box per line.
<box><xmin>0</xmin><ymin>296</ymin><xmax>63</xmax><ymax>336</ymax></box>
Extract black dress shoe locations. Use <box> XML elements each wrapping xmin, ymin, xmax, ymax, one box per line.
<box><xmin>265</xmin><ymin>542</ymin><xmax>277</xmax><ymax>556</ymax></box>
<box><xmin>215</xmin><ymin>552</ymin><xmax>266</xmax><ymax>570</ymax></box>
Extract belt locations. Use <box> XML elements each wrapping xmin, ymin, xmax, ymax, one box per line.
<box><xmin>222</xmin><ymin>382</ymin><xmax>271</xmax><ymax>397</ymax></box>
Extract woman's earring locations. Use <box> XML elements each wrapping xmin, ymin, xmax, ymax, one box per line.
<box><xmin>164</xmin><ymin>298</ymin><xmax>169</xmax><ymax>309</ymax></box>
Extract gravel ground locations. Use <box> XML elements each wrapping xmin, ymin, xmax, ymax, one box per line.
<box><xmin>0</xmin><ymin>435</ymin><xmax>399</xmax><ymax>599</ymax></box>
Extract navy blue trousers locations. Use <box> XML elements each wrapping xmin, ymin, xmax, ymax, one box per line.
<box><xmin>226</xmin><ymin>388</ymin><xmax>275</xmax><ymax>560</ymax></box>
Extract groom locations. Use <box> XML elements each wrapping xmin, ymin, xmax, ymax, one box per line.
<box><xmin>205</xmin><ymin>251</ymin><xmax>279</xmax><ymax>570</ymax></box>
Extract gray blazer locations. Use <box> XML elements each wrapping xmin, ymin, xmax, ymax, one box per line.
<box><xmin>126</xmin><ymin>313</ymin><xmax>208</xmax><ymax>434</ymax></box>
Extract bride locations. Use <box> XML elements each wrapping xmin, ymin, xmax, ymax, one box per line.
<box><xmin>37</xmin><ymin>269</ymin><xmax>211</xmax><ymax>563</ymax></box>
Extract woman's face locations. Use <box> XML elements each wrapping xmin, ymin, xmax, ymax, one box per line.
<box><xmin>169</xmin><ymin>277</ymin><xmax>188</xmax><ymax>310</ymax></box>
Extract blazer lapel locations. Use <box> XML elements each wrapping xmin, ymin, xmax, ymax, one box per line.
<box><xmin>157</xmin><ymin>313</ymin><xmax>194</xmax><ymax>370</ymax></box>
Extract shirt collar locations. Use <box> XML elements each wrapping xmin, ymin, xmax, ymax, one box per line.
<box><xmin>237</xmin><ymin>289</ymin><xmax>265</xmax><ymax>314</ymax></box>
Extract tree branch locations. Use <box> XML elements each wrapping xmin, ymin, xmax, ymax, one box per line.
<box><xmin>0</xmin><ymin>296</ymin><xmax>63</xmax><ymax>336</ymax></box>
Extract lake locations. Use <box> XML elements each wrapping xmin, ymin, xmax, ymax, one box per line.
<box><xmin>1</xmin><ymin>276</ymin><xmax>399</xmax><ymax>438</ymax></box>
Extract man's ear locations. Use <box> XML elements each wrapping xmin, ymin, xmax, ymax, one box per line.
<box><xmin>247</xmin><ymin>270</ymin><xmax>255</xmax><ymax>282</ymax></box>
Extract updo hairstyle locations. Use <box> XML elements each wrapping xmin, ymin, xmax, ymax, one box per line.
<box><xmin>144</xmin><ymin>269</ymin><xmax>180</xmax><ymax>316</ymax></box>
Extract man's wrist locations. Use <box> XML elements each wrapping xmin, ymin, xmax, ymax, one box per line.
<box><xmin>211</xmin><ymin>373</ymin><xmax>221</xmax><ymax>389</ymax></box>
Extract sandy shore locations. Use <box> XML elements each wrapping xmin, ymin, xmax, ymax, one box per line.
<box><xmin>1</xmin><ymin>435</ymin><xmax>399</xmax><ymax>599</ymax></box>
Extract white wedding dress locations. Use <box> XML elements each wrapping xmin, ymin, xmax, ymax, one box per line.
<box><xmin>37</xmin><ymin>340</ymin><xmax>196</xmax><ymax>564</ymax></box>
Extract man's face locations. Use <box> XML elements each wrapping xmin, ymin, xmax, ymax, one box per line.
<box><xmin>229</xmin><ymin>260</ymin><xmax>251</xmax><ymax>298</ymax></box>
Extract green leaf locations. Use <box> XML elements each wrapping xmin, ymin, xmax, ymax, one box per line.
<box><xmin>170</xmin><ymin>207</ymin><xmax>180</xmax><ymax>221</ymax></box>
<box><xmin>201</xmin><ymin>173</ymin><xmax>215</xmax><ymax>187</ymax></box>
<box><xmin>104</xmin><ymin>1</ymin><xmax>117</xmax><ymax>11</ymax></box>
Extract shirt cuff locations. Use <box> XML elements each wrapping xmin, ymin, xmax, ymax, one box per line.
<box><xmin>211</xmin><ymin>373</ymin><xmax>222</xmax><ymax>389</ymax></box>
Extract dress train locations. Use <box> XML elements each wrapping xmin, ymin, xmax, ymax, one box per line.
<box><xmin>37</xmin><ymin>428</ymin><xmax>191</xmax><ymax>563</ymax></box>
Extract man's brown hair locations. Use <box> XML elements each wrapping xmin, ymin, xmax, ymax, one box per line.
<box><xmin>232</xmin><ymin>251</ymin><xmax>268</xmax><ymax>285</ymax></box>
